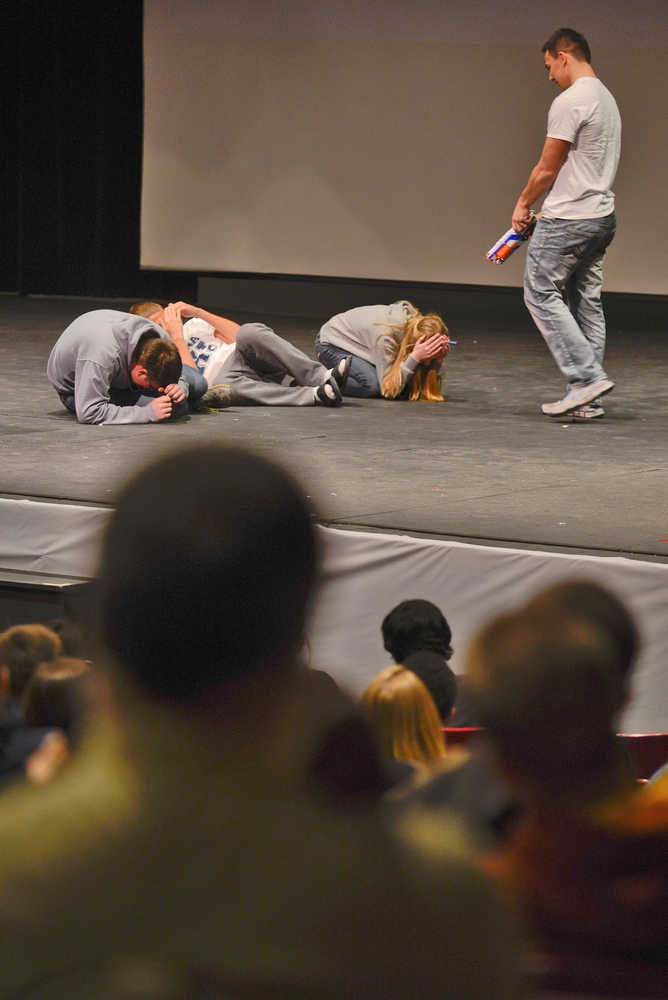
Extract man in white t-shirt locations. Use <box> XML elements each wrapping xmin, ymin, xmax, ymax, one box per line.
<box><xmin>511</xmin><ymin>28</ymin><xmax>621</xmax><ymax>420</ymax></box>
<box><xmin>131</xmin><ymin>302</ymin><xmax>350</xmax><ymax>407</ymax></box>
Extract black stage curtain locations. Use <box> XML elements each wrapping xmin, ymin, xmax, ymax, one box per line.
<box><xmin>2</xmin><ymin>0</ymin><xmax>195</xmax><ymax>300</ymax></box>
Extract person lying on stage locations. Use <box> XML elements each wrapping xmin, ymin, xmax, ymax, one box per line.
<box><xmin>313</xmin><ymin>301</ymin><xmax>452</xmax><ymax>400</ymax></box>
<box><xmin>130</xmin><ymin>301</ymin><xmax>351</xmax><ymax>408</ymax></box>
<box><xmin>47</xmin><ymin>307</ymin><xmax>207</xmax><ymax>424</ymax></box>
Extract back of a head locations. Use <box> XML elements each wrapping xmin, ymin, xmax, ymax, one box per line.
<box><xmin>382</xmin><ymin>598</ymin><xmax>453</xmax><ymax>663</ymax></box>
<box><xmin>541</xmin><ymin>27</ymin><xmax>591</xmax><ymax>63</ymax></box>
<box><xmin>129</xmin><ymin>301</ymin><xmax>162</xmax><ymax>319</ymax></box>
<box><xmin>97</xmin><ymin>446</ymin><xmax>317</xmax><ymax>703</ymax></box>
<box><xmin>525</xmin><ymin>579</ymin><xmax>639</xmax><ymax>706</ymax></box>
<box><xmin>135</xmin><ymin>336</ymin><xmax>182</xmax><ymax>387</ymax></box>
<box><xmin>22</xmin><ymin>656</ymin><xmax>91</xmax><ymax>745</ymax></box>
<box><xmin>360</xmin><ymin>664</ymin><xmax>446</xmax><ymax>765</ymax></box>
<box><xmin>466</xmin><ymin>610</ymin><xmax>622</xmax><ymax>793</ymax></box>
<box><xmin>0</xmin><ymin>624</ymin><xmax>63</xmax><ymax>699</ymax></box>
<box><xmin>402</xmin><ymin>650</ymin><xmax>457</xmax><ymax>722</ymax></box>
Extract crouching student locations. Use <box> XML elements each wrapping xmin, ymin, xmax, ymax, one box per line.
<box><xmin>314</xmin><ymin>301</ymin><xmax>452</xmax><ymax>400</ymax></box>
<box><xmin>47</xmin><ymin>308</ymin><xmax>208</xmax><ymax>424</ymax></box>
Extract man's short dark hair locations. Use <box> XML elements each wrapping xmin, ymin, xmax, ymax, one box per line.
<box><xmin>97</xmin><ymin>446</ymin><xmax>318</xmax><ymax>702</ymax></box>
<box><xmin>0</xmin><ymin>624</ymin><xmax>63</xmax><ymax>698</ymax></box>
<box><xmin>403</xmin><ymin>650</ymin><xmax>457</xmax><ymax>723</ymax></box>
<box><xmin>542</xmin><ymin>28</ymin><xmax>591</xmax><ymax>63</ymax></box>
<box><xmin>132</xmin><ymin>334</ymin><xmax>182</xmax><ymax>386</ymax></box>
<box><xmin>382</xmin><ymin>599</ymin><xmax>453</xmax><ymax>664</ymax></box>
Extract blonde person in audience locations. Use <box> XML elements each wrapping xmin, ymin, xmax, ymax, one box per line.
<box><xmin>314</xmin><ymin>301</ymin><xmax>452</xmax><ymax>399</ymax></box>
<box><xmin>361</xmin><ymin>665</ymin><xmax>466</xmax><ymax>787</ymax></box>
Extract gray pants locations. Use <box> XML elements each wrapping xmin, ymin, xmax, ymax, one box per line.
<box><xmin>218</xmin><ymin>323</ymin><xmax>330</xmax><ymax>405</ymax></box>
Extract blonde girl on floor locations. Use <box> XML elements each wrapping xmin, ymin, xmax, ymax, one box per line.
<box><xmin>314</xmin><ymin>301</ymin><xmax>452</xmax><ymax>400</ymax></box>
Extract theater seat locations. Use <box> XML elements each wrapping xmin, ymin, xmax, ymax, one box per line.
<box><xmin>616</xmin><ymin>733</ymin><xmax>668</xmax><ymax>780</ymax></box>
<box><xmin>441</xmin><ymin>726</ymin><xmax>484</xmax><ymax>747</ymax></box>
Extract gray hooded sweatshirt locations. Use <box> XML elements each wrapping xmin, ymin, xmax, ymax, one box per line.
<box><xmin>47</xmin><ymin>310</ymin><xmax>188</xmax><ymax>425</ymax></box>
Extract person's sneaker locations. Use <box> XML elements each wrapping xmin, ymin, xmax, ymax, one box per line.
<box><xmin>541</xmin><ymin>377</ymin><xmax>614</xmax><ymax>416</ymax></box>
<box><xmin>314</xmin><ymin>379</ymin><xmax>343</xmax><ymax>407</ymax></box>
<box><xmin>329</xmin><ymin>356</ymin><xmax>352</xmax><ymax>393</ymax></box>
<box><xmin>197</xmin><ymin>385</ymin><xmax>232</xmax><ymax>409</ymax></box>
<box><xmin>570</xmin><ymin>404</ymin><xmax>605</xmax><ymax>421</ymax></box>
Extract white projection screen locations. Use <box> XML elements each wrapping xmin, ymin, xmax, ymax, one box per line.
<box><xmin>142</xmin><ymin>1</ymin><xmax>668</xmax><ymax>294</ymax></box>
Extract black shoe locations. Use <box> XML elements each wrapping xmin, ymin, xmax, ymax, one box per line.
<box><xmin>331</xmin><ymin>356</ymin><xmax>352</xmax><ymax>393</ymax></box>
<box><xmin>314</xmin><ymin>379</ymin><xmax>343</xmax><ymax>407</ymax></box>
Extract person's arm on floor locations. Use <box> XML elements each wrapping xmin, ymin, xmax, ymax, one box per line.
<box><xmin>511</xmin><ymin>136</ymin><xmax>570</xmax><ymax>231</ymax></box>
<box><xmin>173</xmin><ymin>301</ymin><xmax>240</xmax><ymax>344</ymax></box>
<box><xmin>74</xmin><ymin>361</ymin><xmax>171</xmax><ymax>424</ymax></box>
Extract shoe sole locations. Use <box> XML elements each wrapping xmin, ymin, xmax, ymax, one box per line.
<box><xmin>543</xmin><ymin>379</ymin><xmax>615</xmax><ymax>416</ymax></box>
<box><xmin>333</xmin><ymin>356</ymin><xmax>352</xmax><ymax>394</ymax></box>
<box><xmin>570</xmin><ymin>409</ymin><xmax>605</xmax><ymax>421</ymax></box>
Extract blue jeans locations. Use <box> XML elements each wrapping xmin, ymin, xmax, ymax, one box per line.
<box><xmin>524</xmin><ymin>213</ymin><xmax>616</xmax><ymax>388</ymax></box>
<box><xmin>313</xmin><ymin>336</ymin><xmax>381</xmax><ymax>398</ymax></box>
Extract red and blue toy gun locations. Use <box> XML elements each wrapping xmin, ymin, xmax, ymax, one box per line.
<box><xmin>486</xmin><ymin>213</ymin><xmax>536</xmax><ymax>264</ymax></box>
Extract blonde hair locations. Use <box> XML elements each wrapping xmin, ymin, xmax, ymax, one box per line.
<box><xmin>129</xmin><ymin>301</ymin><xmax>163</xmax><ymax>319</ymax></box>
<box><xmin>360</xmin><ymin>665</ymin><xmax>446</xmax><ymax>765</ymax></box>
<box><xmin>380</xmin><ymin>310</ymin><xmax>448</xmax><ymax>401</ymax></box>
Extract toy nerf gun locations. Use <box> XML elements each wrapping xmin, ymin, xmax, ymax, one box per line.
<box><xmin>486</xmin><ymin>213</ymin><xmax>536</xmax><ymax>264</ymax></box>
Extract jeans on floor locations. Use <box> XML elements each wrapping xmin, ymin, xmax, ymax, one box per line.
<box><xmin>524</xmin><ymin>212</ymin><xmax>616</xmax><ymax>388</ymax></box>
<box><xmin>313</xmin><ymin>337</ymin><xmax>381</xmax><ymax>398</ymax></box>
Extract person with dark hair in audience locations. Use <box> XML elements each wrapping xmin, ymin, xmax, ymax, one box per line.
<box><xmin>0</xmin><ymin>624</ymin><xmax>63</xmax><ymax>704</ymax></box>
<box><xmin>47</xmin><ymin>307</ymin><xmax>208</xmax><ymax>423</ymax></box>
<box><xmin>469</xmin><ymin>600</ymin><xmax>668</xmax><ymax>989</ymax></box>
<box><xmin>0</xmin><ymin>445</ymin><xmax>522</xmax><ymax>999</ymax></box>
<box><xmin>47</xmin><ymin>618</ymin><xmax>89</xmax><ymax>659</ymax></box>
<box><xmin>381</xmin><ymin>597</ymin><xmax>480</xmax><ymax>725</ymax></box>
<box><xmin>0</xmin><ymin>625</ymin><xmax>68</xmax><ymax>790</ymax></box>
<box><xmin>22</xmin><ymin>656</ymin><xmax>91</xmax><ymax>750</ymax></box>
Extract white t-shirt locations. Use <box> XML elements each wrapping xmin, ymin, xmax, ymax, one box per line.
<box><xmin>541</xmin><ymin>77</ymin><xmax>621</xmax><ymax>220</ymax></box>
<box><xmin>184</xmin><ymin>317</ymin><xmax>236</xmax><ymax>384</ymax></box>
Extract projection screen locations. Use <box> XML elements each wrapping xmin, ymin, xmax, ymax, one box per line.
<box><xmin>141</xmin><ymin>1</ymin><xmax>668</xmax><ymax>294</ymax></box>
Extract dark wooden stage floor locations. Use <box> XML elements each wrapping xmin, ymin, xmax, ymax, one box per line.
<box><xmin>1</xmin><ymin>292</ymin><xmax>666</xmax><ymax>559</ymax></box>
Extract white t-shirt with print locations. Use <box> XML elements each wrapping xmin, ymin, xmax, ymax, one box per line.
<box><xmin>184</xmin><ymin>318</ymin><xmax>236</xmax><ymax>384</ymax></box>
<box><xmin>541</xmin><ymin>76</ymin><xmax>621</xmax><ymax>220</ymax></box>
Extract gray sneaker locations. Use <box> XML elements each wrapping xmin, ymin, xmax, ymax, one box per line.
<box><xmin>541</xmin><ymin>377</ymin><xmax>614</xmax><ymax>416</ymax></box>
<box><xmin>197</xmin><ymin>385</ymin><xmax>232</xmax><ymax>409</ymax></box>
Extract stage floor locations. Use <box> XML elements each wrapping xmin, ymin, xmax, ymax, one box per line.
<box><xmin>1</xmin><ymin>293</ymin><xmax>667</xmax><ymax>559</ymax></box>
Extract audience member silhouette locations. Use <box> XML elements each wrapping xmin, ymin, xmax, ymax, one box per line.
<box><xmin>470</xmin><ymin>598</ymin><xmax>668</xmax><ymax>985</ymax></box>
<box><xmin>0</xmin><ymin>445</ymin><xmax>522</xmax><ymax>999</ymax></box>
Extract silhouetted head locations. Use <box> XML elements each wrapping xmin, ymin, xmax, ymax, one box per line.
<box><xmin>22</xmin><ymin>656</ymin><xmax>91</xmax><ymax>746</ymax></box>
<box><xmin>0</xmin><ymin>624</ymin><xmax>63</xmax><ymax>699</ymax></box>
<box><xmin>382</xmin><ymin>598</ymin><xmax>453</xmax><ymax>663</ymax></box>
<box><xmin>466</xmin><ymin>608</ymin><xmax>623</xmax><ymax>798</ymax></box>
<box><xmin>525</xmin><ymin>579</ymin><xmax>639</xmax><ymax>710</ymax></box>
<box><xmin>97</xmin><ymin>446</ymin><xmax>318</xmax><ymax>705</ymax></box>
